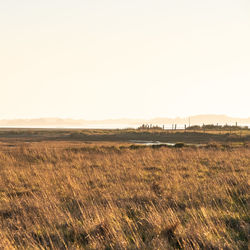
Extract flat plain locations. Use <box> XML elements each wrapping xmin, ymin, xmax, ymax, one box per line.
<box><xmin>0</xmin><ymin>129</ymin><xmax>249</xmax><ymax>249</ymax></box>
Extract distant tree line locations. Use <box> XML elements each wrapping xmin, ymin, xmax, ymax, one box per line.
<box><xmin>186</xmin><ymin>124</ymin><xmax>249</xmax><ymax>130</ymax></box>
<box><xmin>138</xmin><ymin>124</ymin><xmax>164</xmax><ymax>130</ymax></box>
<box><xmin>138</xmin><ymin>123</ymin><xmax>249</xmax><ymax>131</ymax></box>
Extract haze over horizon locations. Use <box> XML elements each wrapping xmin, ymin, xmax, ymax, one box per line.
<box><xmin>0</xmin><ymin>114</ymin><xmax>250</xmax><ymax>120</ymax></box>
<box><xmin>1</xmin><ymin>115</ymin><xmax>250</xmax><ymax>128</ymax></box>
<box><xmin>1</xmin><ymin>0</ymin><xmax>249</xmax><ymax>120</ymax></box>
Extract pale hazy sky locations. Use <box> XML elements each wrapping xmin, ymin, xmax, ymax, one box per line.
<box><xmin>1</xmin><ymin>0</ymin><xmax>249</xmax><ymax>120</ymax></box>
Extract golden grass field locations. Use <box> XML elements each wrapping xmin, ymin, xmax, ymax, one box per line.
<box><xmin>0</xmin><ymin>129</ymin><xmax>250</xmax><ymax>249</ymax></box>
<box><xmin>0</xmin><ymin>136</ymin><xmax>249</xmax><ymax>249</ymax></box>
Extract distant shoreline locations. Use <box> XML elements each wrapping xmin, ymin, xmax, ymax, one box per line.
<box><xmin>0</xmin><ymin>115</ymin><xmax>249</xmax><ymax>129</ymax></box>
<box><xmin>0</xmin><ymin>123</ymin><xmax>249</xmax><ymax>129</ymax></box>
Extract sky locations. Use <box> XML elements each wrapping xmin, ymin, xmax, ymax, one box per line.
<box><xmin>0</xmin><ymin>0</ymin><xmax>249</xmax><ymax>120</ymax></box>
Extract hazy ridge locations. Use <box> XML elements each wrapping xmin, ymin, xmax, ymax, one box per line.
<box><xmin>0</xmin><ymin>115</ymin><xmax>249</xmax><ymax>127</ymax></box>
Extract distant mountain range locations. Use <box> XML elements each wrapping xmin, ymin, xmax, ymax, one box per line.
<box><xmin>0</xmin><ymin>115</ymin><xmax>249</xmax><ymax>127</ymax></box>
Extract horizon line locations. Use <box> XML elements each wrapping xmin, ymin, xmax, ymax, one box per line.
<box><xmin>0</xmin><ymin>114</ymin><xmax>250</xmax><ymax>121</ymax></box>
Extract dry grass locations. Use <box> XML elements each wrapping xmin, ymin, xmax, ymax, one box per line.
<box><xmin>0</xmin><ymin>142</ymin><xmax>249</xmax><ymax>249</ymax></box>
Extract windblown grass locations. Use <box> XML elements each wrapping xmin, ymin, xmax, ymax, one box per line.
<box><xmin>0</xmin><ymin>143</ymin><xmax>249</xmax><ymax>249</ymax></box>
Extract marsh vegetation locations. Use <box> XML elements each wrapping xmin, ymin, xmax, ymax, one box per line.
<box><xmin>0</xmin><ymin>136</ymin><xmax>249</xmax><ymax>249</ymax></box>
